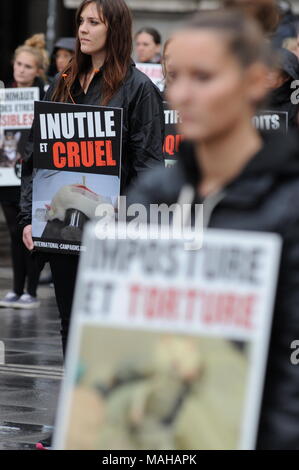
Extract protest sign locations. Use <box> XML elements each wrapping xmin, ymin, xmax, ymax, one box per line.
<box><xmin>163</xmin><ymin>101</ymin><xmax>183</xmax><ymax>167</ymax></box>
<box><xmin>162</xmin><ymin>107</ymin><xmax>289</xmax><ymax>170</ymax></box>
<box><xmin>0</xmin><ymin>87</ymin><xmax>39</xmax><ymax>186</ymax></box>
<box><xmin>32</xmin><ymin>101</ymin><xmax>122</xmax><ymax>254</ymax></box>
<box><xmin>253</xmin><ymin>110</ymin><xmax>288</xmax><ymax>133</ymax></box>
<box><xmin>136</xmin><ymin>63</ymin><xmax>164</xmax><ymax>92</ymax></box>
<box><xmin>54</xmin><ymin>223</ymin><xmax>281</xmax><ymax>450</ymax></box>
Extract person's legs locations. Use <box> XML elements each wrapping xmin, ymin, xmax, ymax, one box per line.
<box><xmin>48</xmin><ymin>254</ymin><xmax>79</xmax><ymax>356</ymax></box>
<box><xmin>25</xmin><ymin>250</ymin><xmax>41</xmax><ymax>298</ymax></box>
<box><xmin>1</xmin><ymin>202</ymin><xmax>26</xmax><ymax>296</ymax></box>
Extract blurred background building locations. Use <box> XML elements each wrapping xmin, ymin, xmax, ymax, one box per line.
<box><xmin>1</xmin><ymin>0</ymin><xmax>299</xmax><ymax>83</ymax></box>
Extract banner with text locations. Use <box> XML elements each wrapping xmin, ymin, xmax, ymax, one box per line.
<box><xmin>0</xmin><ymin>87</ymin><xmax>39</xmax><ymax>187</ymax></box>
<box><xmin>163</xmin><ymin>101</ymin><xmax>183</xmax><ymax>167</ymax></box>
<box><xmin>54</xmin><ymin>223</ymin><xmax>281</xmax><ymax>450</ymax></box>
<box><xmin>32</xmin><ymin>101</ymin><xmax>122</xmax><ymax>254</ymax></box>
<box><xmin>253</xmin><ymin>110</ymin><xmax>288</xmax><ymax>133</ymax></box>
<box><xmin>136</xmin><ymin>63</ymin><xmax>164</xmax><ymax>92</ymax></box>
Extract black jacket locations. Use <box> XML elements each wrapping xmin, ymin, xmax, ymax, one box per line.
<box><xmin>18</xmin><ymin>63</ymin><xmax>164</xmax><ymax>227</ymax></box>
<box><xmin>127</xmin><ymin>131</ymin><xmax>299</xmax><ymax>449</ymax></box>
<box><xmin>266</xmin><ymin>49</ymin><xmax>299</xmax><ymax>129</ymax></box>
<box><xmin>267</xmin><ymin>79</ymin><xmax>299</xmax><ymax>128</ymax></box>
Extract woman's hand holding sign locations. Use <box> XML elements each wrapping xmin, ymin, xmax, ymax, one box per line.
<box><xmin>23</xmin><ymin>225</ymin><xmax>34</xmax><ymax>251</ymax></box>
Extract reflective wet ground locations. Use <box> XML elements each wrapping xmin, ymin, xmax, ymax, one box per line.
<box><xmin>0</xmin><ymin>217</ymin><xmax>63</xmax><ymax>450</ymax></box>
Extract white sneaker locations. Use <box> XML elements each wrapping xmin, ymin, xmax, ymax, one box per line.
<box><xmin>13</xmin><ymin>294</ymin><xmax>41</xmax><ymax>309</ymax></box>
<box><xmin>0</xmin><ymin>292</ymin><xmax>21</xmax><ymax>308</ymax></box>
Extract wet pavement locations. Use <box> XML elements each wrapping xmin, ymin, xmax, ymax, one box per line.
<box><xmin>0</xmin><ymin>212</ymin><xmax>63</xmax><ymax>450</ymax></box>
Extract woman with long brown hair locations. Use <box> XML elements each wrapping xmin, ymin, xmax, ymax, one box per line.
<box><xmin>19</xmin><ymin>0</ymin><xmax>164</xmax><ymax>449</ymax></box>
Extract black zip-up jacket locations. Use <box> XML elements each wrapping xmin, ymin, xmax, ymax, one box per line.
<box><xmin>127</xmin><ymin>131</ymin><xmax>299</xmax><ymax>449</ymax></box>
<box><xmin>18</xmin><ymin>63</ymin><xmax>165</xmax><ymax>228</ymax></box>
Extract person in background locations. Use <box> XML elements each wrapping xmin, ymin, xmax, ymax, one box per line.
<box><xmin>135</xmin><ymin>27</ymin><xmax>162</xmax><ymax>64</ymax></box>
<box><xmin>272</xmin><ymin>0</ymin><xmax>298</xmax><ymax>48</ymax></box>
<box><xmin>0</xmin><ymin>34</ymin><xmax>49</xmax><ymax>309</ymax></box>
<box><xmin>48</xmin><ymin>37</ymin><xmax>76</xmax><ymax>81</ymax></box>
<box><xmin>19</xmin><ymin>0</ymin><xmax>164</xmax><ymax>449</ymax></box>
<box><xmin>7</xmin><ymin>33</ymin><xmax>49</xmax><ymax>97</ymax></box>
<box><xmin>128</xmin><ymin>7</ymin><xmax>299</xmax><ymax>449</ymax></box>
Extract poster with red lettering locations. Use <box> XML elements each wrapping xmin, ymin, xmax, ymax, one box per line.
<box><xmin>135</xmin><ymin>63</ymin><xmax>164</xmax><ymax>92</ymax></box>
<box><xmin>0</xmin><ymin>87</ymin><xmax>39</xmax><ymax>187</ymax></box>
<box><xmin>54</xmin><ymin>223</ymin><xmax>281</xmax><ymax>450</ymax></box>
<box><xmin>163</xmin><ymin>102</ymin><xmax>183</xmax><ymax>168</ymax></box>
<box><xmin>32</xmin><ymin>101</ymin><xmax>122</xmax><ymax>254</ymax></box>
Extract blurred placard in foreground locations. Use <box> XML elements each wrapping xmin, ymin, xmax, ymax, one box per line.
<box><xmin>54</xmin><ymin>223</ymin><xmax>281</xmax><ymax>450</ymax></box>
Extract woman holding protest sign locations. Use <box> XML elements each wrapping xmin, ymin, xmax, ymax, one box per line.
<box><xmin>127</xmin><ymin>7</ymin><xmax>299</xmax><ymax>449</ymax></box>
<box><xmin>0</xmin><ymin>34</ymin><xmax>49</xmax><ymax>309</ymax></box>
<box><xmin>19</xmin><ymin>0</ymin><xmax>164</xmax><ymax>447</ymax></box>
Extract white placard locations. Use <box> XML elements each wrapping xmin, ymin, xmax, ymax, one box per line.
<box><xmin>0</xmin><ymin>87</ymin><xmax>39</xmax><ymax>187</ymax></box>
<box><xmin>54</xmin><ymin>223</ymin><xmax>281</xmax><ymax>450</ymax></box>
<box><xmin>136</xmin><ymin>63</ymin><xmax>164</xmax><ymax>92</ymax></box>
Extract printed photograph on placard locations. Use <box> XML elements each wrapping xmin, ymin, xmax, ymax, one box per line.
<box><xmin>32</xmin><ymin>169</ymin><xmax>119</xmax><ymax>243</ymax></box>
<box><xmin>63</xmin><ymin>326</ymin><xmax>249</xmax><ymax>450</ymax></box>
<box><xmin>53</xmin><ymin>224</ymin><xmax>281</xmax><ymax>450</ymax></box>
<box><xmin>32</xmin><ymin>101</ymin><xmax>122</xmax><ymax>253</ymax></box>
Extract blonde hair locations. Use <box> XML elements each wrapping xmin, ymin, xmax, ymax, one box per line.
<box><xmin>14</xmin><ymin>34</ymin><xmax>49</xmax><ymax>82</ymax></box>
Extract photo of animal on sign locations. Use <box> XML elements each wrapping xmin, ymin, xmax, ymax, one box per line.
<box><xmin>32</xmin><ymin>101</ymin><xmax>122</xmax><ymax>254</ymax></box>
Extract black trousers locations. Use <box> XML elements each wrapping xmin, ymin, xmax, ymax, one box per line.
<box><xmin>1</xmin><ymin>202</ymin><xmax>40</xmax><ymax>297</ymax></box>
<box><xmin>37</xmin><ymin>252</ymin><xmax>79</xmax><ymax>356</ymax></box>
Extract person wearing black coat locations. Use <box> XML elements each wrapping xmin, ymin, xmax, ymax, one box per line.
<box><xmin>20</xmin><ymin>0</ymin><xmax>164</xmax><ymax>451</ymax></box>
<box><xmin>19</xmin><ymin>1</ymin><xmax>164</xmax><ymax>354</ymax></box>
<box><xmin>128</xmin><ymin>132</ymin><xmax>299</xmax><ymax>450</ymax></box>
<box><xmin>127</xmin><ymin>10</ymin><xmax>299</xmax><ymax>449</ymax></box>
<box><xmin>48</xmin><ymin>37</ymin><xmax>76</xmax><ymax>82</ymax></box>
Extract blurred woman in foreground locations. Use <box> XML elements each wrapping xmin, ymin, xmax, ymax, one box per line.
<box><xmin>128</xmin><ymin>9</ymin><xmax>299</xmax><ymax>449</ymax></box>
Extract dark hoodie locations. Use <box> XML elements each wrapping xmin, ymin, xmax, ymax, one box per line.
<box><xmin>127</xmin><ymin>131</ymin><xmax>299</xmax><ymax>449</ymax></box>
<box><xmin>267</xmin><ymin>48</ymin><xmax>299</xmax><ymax>128</ymax></box>
<box><xmin>48</xmin><ymin>37</ymin><xmax>76</xmax><ymax>81</ymax></box>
